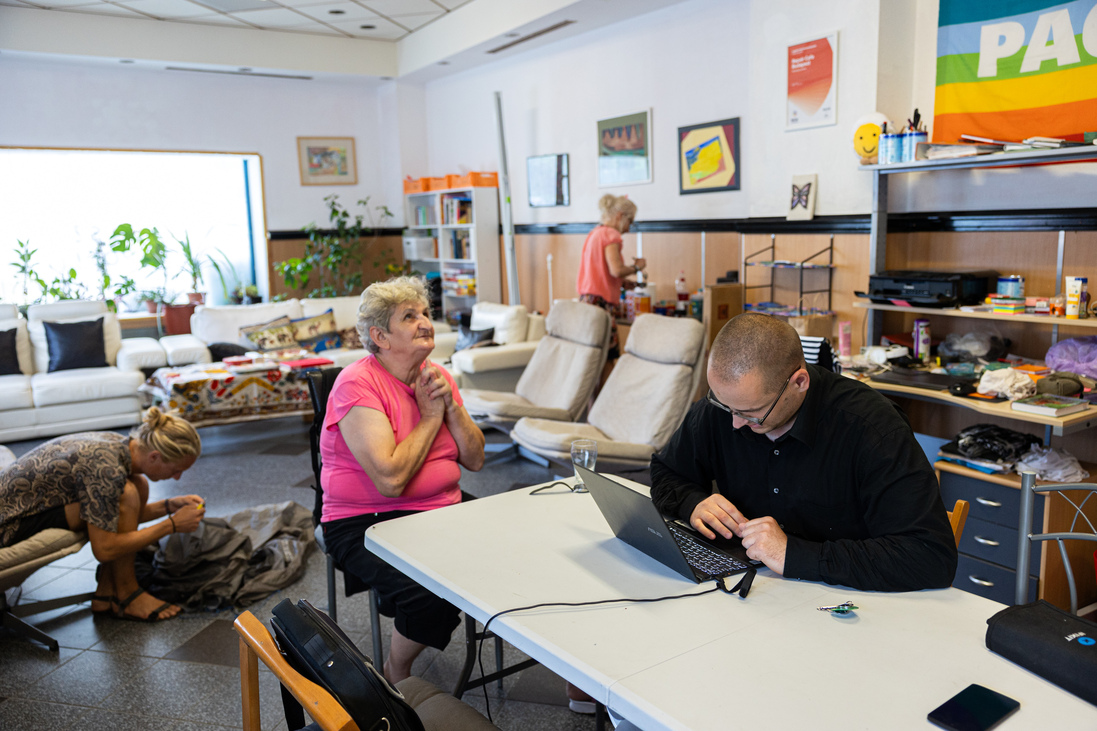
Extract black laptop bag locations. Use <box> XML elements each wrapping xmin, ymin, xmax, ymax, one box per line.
<box><xmin>985</xmin><ymin>600</ymin><xmax>1097</xmax><ymax>707</ymax></box>
<box><xmin>270</xmin><ymin>598</ymin><xmax>426</xmax><ymax>731</ymax></box>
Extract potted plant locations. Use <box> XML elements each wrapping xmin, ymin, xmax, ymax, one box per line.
<box><xmin>10</xmin><ymin>239</ymin><xmax>47</xmax><ymax>315</ymax></box>
<box><xmin>233</xmin><ymin>283</ymin><xmax>261</xmax><ymax>305</ymax></box>
<box><xmin>175</xmin><ymin>232</ymin><xmax>205</xmax><ymax>304</ymax></box>
<box><xmin>274</xmin><ymin>195</ymin><xmax>393</xmax><ymax>299</ymax></box>
<box><xmin>138</xmin><ymin>288</ymin><xmax>168</xmax><ymax>313</ymax></box>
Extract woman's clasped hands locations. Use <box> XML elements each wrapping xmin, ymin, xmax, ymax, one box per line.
<box><xmin>414</xmin><ymin>359</ymin><xmax>452</xmax><ymax>418</ymax></box>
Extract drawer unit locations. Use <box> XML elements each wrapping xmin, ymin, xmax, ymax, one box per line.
<box><xmin>959</xmin><ymin>516</ymin><xmax>1040</xmax><ymax>573</ymax></box>
<box><xmin>956</xmin><ymin>554</ymin><xmax>1038</xmax><ymax>606</ymax></box>
<box><xmin>936</xmin><ymin>461</ymin><xmax>1047</xmax><ymax>604</ymax></box>
<box><xmin>939</xmin><ymin>469</ymin><xmax>1044</xmax><ymax>528</ymax></box>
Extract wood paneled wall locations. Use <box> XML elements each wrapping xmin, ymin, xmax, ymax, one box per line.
<box><xmin>266</xmin><ymin>226</ymin><xmax>1095</xmax><ymax>463</ymax></box>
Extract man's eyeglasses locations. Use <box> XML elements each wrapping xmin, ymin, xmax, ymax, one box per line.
<box><xmin>708</xmin><ymin>369</ymin><xmax>798</xmax><ymax>426</ymax></box>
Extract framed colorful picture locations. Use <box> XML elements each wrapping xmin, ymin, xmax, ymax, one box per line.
<box><xmin>677</xmin><ymin>118</ymin><xmax>740</xmax><ymax>195</ymax></box>
<box><xmin>597</xmin><ymin>110</ymin><xmax>651</xmax><ymax>187</ymax></box>
<box><xmin>297</xmin><ymin>136</ymin><xmax>357</xmax><ymax>185</ymax></box>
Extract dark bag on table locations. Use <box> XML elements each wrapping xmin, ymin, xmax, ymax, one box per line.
<box><xmin>985</xmin><ymin>600</ymin><xmax>1097</xmax><ymax>707</ymax></box>
<box><xmin>270</xmin><ymin>598</ymin><xmax>425</xmax><ymax>731</ymax></box>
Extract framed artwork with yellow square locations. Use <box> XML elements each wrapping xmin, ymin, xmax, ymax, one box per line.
<box><xmin>677</xmin><ymin>118</ymin><xmax>739</xmax><ymax>195</ymax></box>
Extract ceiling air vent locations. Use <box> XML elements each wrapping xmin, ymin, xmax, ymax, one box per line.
<box><xmin>486</xmin><ymin>20</ymin><xmax>575</xmax><ymax>54</ymax></box>
<box><xmin>165</xmin><ymin>67</ymin><xmax>312</xmax><ymax>80</ymax></box>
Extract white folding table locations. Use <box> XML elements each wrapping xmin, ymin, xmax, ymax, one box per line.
<box><xmin>365</xmin><ymin>478</ymin><xmax>1096</xmax><ymax>730</ymax></box>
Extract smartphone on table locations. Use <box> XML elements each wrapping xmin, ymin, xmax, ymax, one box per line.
<box><xmin>928</xmin><ymin>684</ymin><xmax>1020</xmax><ymax>731</ymax></box>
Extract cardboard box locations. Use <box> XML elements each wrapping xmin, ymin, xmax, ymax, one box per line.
<box><xmin>696</xmin><ymin>284</ymin><xmax>744</xmax><ymax>400</ymax></box>
<box><xmin>784</xmin><ymin>312</ymin><xmax>835</xmax><ymax>339</ymax></box>
<box><xmin>702</xmin><ymin>284</ymin><xmax>743</xmax><ymax>349</ymax></box>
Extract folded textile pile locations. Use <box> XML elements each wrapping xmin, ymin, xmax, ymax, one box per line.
<box><xmin>136</xmin><ymin>500</ymin><xmax>315</xmax><ymax>611</ymax></box>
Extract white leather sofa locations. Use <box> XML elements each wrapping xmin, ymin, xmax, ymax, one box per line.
<box><xmin>448</xmin><ymin>303</ymin><xmax>546</xmax><ymax>392</ymax></box>
<box><xmin>0</xmin><ymin>301</ymin><xmax>168</xmax><ymax>443</ymax></box>
<box><xmin>158</xmin><ymin>297</ymin><xmax>457</xmax><ymax>370</ymax></box>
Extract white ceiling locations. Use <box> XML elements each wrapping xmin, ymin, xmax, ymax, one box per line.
<box><xmin>0</xmin><ymin>0</ymin><xmax>693</xmax><ymax>81</ymax></box>
<box><xmin>0</xmin><ymin>0</ymin><xmax>470</xmax><ymax>41</ymax></box>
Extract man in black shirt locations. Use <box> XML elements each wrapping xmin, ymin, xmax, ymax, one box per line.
<box><xmin>650</xmin><ymin>313</ymin><xmax>957</xmax><ymax>591</ymax></box>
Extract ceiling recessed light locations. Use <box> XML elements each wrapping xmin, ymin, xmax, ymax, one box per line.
<box><xmin>120</xmin><ymin>59</ymin><xmax>135</xmax><ymax>64</ymax></box>
<box><xmin>328</xmin><ymin>9</ymin><xmax>344</xmax><ymax>14</ymax></box>
<box><xmin>359</xmin><ymin>24</ymin><xmax>375</xmax><ymax>29</ymax></box>
<box><xmin>438</xmin><ymin>61</ymin><xmax>449</xmax><ymax>66</ymax></box>
<box><xmin>505</xmin><ymin>33</ymin><xmax>519</xmax><ymax>38</ymax></box>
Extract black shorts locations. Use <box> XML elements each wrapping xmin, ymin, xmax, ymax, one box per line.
<box><xmin>321</xmin><ymin>496</ymin><xmax>472</xmax><ymax>651</ymax></box>
<box><xmin>6</xmin><ymin>505</ymin><xmax>70</xmax><ymax>546</ymax></box>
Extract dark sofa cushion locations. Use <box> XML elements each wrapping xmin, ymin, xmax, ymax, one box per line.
<box><xmin>43</xmin><ymin>317</ymin><xmax>108</xmax><ymax>372</ymax></box>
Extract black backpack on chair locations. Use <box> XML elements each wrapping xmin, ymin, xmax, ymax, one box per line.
<box><xmin>270</xmin><ymin>597</ymin><xmax>425</xmax><ymax>731</ymax></box>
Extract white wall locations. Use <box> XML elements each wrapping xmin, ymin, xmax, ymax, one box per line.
<box><xmin>745</xmin><ymin>0</ymin><xmax>882</xmax><ymax>217</ymax></box>
<box><xmin>420</xmin><ymin>0</ymin><xmax>754</xmax><ymax>224</ymax></box>
<box><xmin>2</xmin><ymin>0</ymin><xmax>1093</xmax><ymax>233</ymax></box>
<box><xmin>0</xmin><ymin>54</ymin><xmax>391</xmax><ymax>231</ymax></box>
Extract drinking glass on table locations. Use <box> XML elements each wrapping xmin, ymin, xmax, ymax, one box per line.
<box><xmin>570</xmin><ymin>439</ymin><xmax>598</xmax><ymax>492</ymax></box>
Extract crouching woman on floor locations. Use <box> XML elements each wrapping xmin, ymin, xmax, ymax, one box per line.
<box><xmin>319</xmin><ymin>276</ymin><xmax>485</xmax><ymax>684</ymax></box>
<box><xmin>0</xmin><ymin>407</ymin><xmax>205</xmax><ymax>621</ymax></box>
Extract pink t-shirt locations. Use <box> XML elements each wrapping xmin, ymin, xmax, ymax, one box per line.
<box><xmin>320</xmin><ymin>355</ymin><xmax>464</xmax><ymax>521</ymax></box>
<box><xmin>576</xmin><ymin>225</ymin><xmax>623</xmax><ymax>302</ymax></box>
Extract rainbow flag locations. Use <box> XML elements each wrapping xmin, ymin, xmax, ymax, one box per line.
<box><xmin>934</xmin><ymin>0</ymin><xmax>1097</xmax><ymax>143</ymax></box>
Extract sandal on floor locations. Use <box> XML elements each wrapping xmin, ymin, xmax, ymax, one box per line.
<box><xmin>113</xmin><ymin>588</ymin><xmax>178</xmax><ymax>622</ymax></box>
<box><xmin>91</xmin><ymin>565</ymin><xmax>115</xmax><ymax>615</ymax></box>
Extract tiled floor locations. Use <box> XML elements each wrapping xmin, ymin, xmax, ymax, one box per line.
<box><xmin>1</xmin><ymin>418</ymin><xmax>613</xmax><ymax>730</ymax></box>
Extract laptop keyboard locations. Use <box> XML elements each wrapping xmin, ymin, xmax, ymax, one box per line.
<box><xmin>667</xmin><ymin>522</ymin><xmax>749</xmax><ymax>577</ymax></box>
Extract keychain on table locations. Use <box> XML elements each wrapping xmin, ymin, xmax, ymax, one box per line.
<box><xmin>818</xmin><ymin>601</ymin><xmax>858</xmax><ymax>616</ymax></box>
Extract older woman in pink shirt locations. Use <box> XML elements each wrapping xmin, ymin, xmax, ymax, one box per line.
<box><xmin>576</xmin><ymin>193</ymin><xmax>646</xmax><ymax>363</ymax></box>
<box><xmin>320</xmin><ymin>276</ymin><xmax>485</xmax><ymax>683</ymax></box>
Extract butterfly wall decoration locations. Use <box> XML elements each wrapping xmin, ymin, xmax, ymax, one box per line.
<box><xmin>786</xmin><ymin>174</ymin><xmax>817</xmax><ymax>221</ymax></box>
<box><xmin>790</xmin><ymin>182</ymin><xmax>811</xmax><ymax>209</ymax></box>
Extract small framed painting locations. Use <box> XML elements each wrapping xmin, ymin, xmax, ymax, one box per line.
<box><xmin>297</xmin><ymin>136</ymin><xmax>357</xmax><ymax>186</ymax></box>
<box><xmin>678</xmin><ymin>117</ymin><xmax>740</xmax><ymax>194</ymax></box>
<box><xmin>786</xmin><ymin>174</ymin><xmax>818</xmax><ymax>220</ymax></box>
<box><xmin>597</xmin><ymin>110</ymin><xmax>651</xmax><ymax>187</ymax></box>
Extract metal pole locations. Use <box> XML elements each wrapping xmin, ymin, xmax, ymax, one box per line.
<box><xmin>494</xmin><ymin>91</ymin><xmax>520</xmax><ymax>305</ymax></box>
<box><xmin>1016</xmin><ymin>471</ymin><xmax>1036</xmax><ymax>605</ymax></box>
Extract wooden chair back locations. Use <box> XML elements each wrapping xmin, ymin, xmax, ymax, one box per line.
<box><xmin>948</xmin><ymin>499</ymin><xmax>969</xmax><ymax>548</ymax></box>
<box><xmin>234</xmin><ymin>610</ymin><xmax>359</xmax><ymax>731</ymax></box>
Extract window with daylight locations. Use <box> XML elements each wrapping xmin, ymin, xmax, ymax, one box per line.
<box><xmin>0</xmin><ymin>148</ymin><xmax>266</xmax><ymax>309</ymax></box>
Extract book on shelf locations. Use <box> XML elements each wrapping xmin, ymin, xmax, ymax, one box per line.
<box><xmin>1022</xmin><ymin>136</ymin><xmax>1091</xmax><ymax>149</ymax></box>
<box><xmin>447</xmin><ymin>229</ymin><xmax>471</xmax><ymax>259</ymax></box>
<box><xmin>936</xmin><ymin>453</ymin><xmax>1011</xmax><ymax>474</ymax></box>
<box><xmin>960</xmin><ymin>134</ymin><xmax>1013</xmax><ymax>146</ymax></box>
<box><xmin>921</xmin><ymin>143</ymin><xmax>1002</xmax><ymax>160</ymax></box>
<box><xmin>1010</xmin><ymin>393</ymin><xmax>1090</xmax><ymax>416</ymax></box>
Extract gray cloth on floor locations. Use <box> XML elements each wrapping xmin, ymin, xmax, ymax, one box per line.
<box><xmin>147</xmin><ymin>500</ymin><xmax>315</xmax><ymax>611</ymax></box>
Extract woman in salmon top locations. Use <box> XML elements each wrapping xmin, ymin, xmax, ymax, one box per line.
<box><xmin>320</xmin><ymin>276</ymin><xmax>485</xmax><ymax>683</ymax></box>
<box><xmin>576</xmin><ymin>193</ymin><xmax>646</xmax><ymax>364</ymax></box>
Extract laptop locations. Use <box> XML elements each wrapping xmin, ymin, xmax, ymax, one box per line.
<box><xmin>576</xmin><ymin>465</ymin><xmax>761</xmax><ymax>583</ymax></box>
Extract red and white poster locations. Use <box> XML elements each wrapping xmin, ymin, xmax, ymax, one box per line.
<box><xmin>787</xmin><ymin>32</ymin><xmax>838</xmax><ymax>130</ymax></box>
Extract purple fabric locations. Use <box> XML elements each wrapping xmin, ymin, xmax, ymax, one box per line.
<box><xmin>1046</xmin><ymin>336</ymin><xmax>1097</xmax><ymax>379</ymax></box>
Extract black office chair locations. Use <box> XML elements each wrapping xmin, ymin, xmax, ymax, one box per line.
<box><xmin>306</xmin><ymin>367</ymin><xmax>385</xmax><ymax>669</ymax></box>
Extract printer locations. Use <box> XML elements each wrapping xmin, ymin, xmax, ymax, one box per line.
<box><xmin>857</xmin><ymin>270</ymin><xmax>998</xmax><ymax>308</ymax></box>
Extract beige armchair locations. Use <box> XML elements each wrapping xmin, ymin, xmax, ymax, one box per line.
<box><xmin>511</xmin><ymin>313</ymin><xmax>706</xmax><ymax>472</ymax></box>
<box><xmin>461</xmin><ymin>300</ymin><xmax>611</xmax><ymax>429</ymax></box>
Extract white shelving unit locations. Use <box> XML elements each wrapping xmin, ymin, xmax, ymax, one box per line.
<box><xmin>404</xmin><ymin>186</ymin><xmax>501</xmax><ymax>322</ymax></box>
